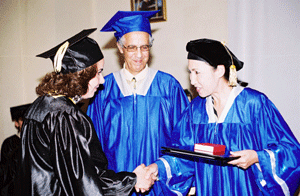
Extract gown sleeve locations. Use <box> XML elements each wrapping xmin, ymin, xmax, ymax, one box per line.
<box><xmin>168</xmin><ymin>78</ymin><xmax>189</xmax><ymax>130</ymax></box>
<box><xmin>155</xmin><ymin>105</ymin><xmax>195</xmax><ymax>195</ymax></box>
<box><xmin>251</xmin><ymin>95</ymin><xmax>300</xmax><ymax>196</ymax></box>
<box><xmin>51</xmin><ymin>110</ymin><xmax>137</xmax><ymax>196</ymax></box>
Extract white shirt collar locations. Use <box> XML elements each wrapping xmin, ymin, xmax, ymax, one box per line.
<box><xmin>122</xmin><ymin>64</ymin><xmax>149</xmax><ymax>82</ymax></box>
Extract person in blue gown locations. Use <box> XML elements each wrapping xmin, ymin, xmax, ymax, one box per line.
<box><xmin>87</xmin><ymin>11</ymin><xmax>189</xmax><ymax>195</ymax></box>
<box><xmin>145</xmin><ymin>38</ymin><xmax>300</xmax><ymax>196</ymax></box>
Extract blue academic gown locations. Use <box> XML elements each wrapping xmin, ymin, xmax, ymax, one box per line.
<box><xmin>156</xmin><ymin>86</ymin><xmax>300</xmax><ymax>196</ymax></box>
<box><xmin>88</xmin><ymin>68</ymin><xmax>189</xmax><ymax>195</ymax></box>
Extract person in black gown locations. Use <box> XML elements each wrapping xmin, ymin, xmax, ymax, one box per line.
<box><xmin>16</xmin><ymin>28</ymin><xmax>155</xmax><ymax>196</ymax></box>
<box><xmin>0</xmin><ymin>103</ymin><xmax>31</xmax><ymax>195</ymax></box>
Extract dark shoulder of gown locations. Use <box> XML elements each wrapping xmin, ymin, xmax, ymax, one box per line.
<box><xmin>1</xmin><ymin>135</ymin><xmax>20</xmax><ymax>164</ymax></box>
<box><xmin>16</xmin><ymin>95</ymin><xmax>136</xmax><ymax>196</ymax></box>
<box><xmin>0</xmin><ymin>134</ymin><xmax>20</xmax><ymax>196</ymax></box>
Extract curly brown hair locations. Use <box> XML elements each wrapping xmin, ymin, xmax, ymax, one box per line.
<box><xmin>36</xmin><ymin>64</ymin><xmax>97</xmax><ymax>98</ymax></box>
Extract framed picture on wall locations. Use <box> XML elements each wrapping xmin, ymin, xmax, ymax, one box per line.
<box><xmin>131</xmin><ymin>0</ymin><xmax>167</xmax><ymax>22</ymax></box>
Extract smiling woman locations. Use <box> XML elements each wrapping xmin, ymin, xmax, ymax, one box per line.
<box><xmin>146</xmin><ymin>38</ymin><xmax>300</xmax><ymax>196</ymax></box>
<box><xmin>16</xmin><ymin>28</ymin><xmax>143</xmax><ymax>196</ymax></box>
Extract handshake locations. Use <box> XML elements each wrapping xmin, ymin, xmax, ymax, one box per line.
<box><xmin>133</xmin><ymin>163</ymin><xmax>159</xmax><ymax>193</ymax></box>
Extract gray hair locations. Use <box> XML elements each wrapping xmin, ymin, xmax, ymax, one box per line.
<box><xmin>118</xmin><ymin>34</ymin><xmax>154</xmax><ymax>47</ymax></box>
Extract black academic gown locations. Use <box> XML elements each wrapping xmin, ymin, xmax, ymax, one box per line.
<box><xmin>17</xmin><ymin>95</ymin><xmax>136</xmax><ymax>196</ymax></box>
<box><xmin>0</xmin><ymin>134</ymin><xmax>20</xmax><ymax>196</ymax></box>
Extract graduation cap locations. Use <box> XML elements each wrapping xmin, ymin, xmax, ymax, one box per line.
<box><xmin>10</xmin><ymin>103</ymin><xmax>31</xmax><ymax>121</ymax></box>
<box><xmin>37</xmin><ymin>28</ymin><xmax>103</xmax><ymax>74</ymax></box>
<box><xmin>186</xmin><ymin>39</ymin><xmax>244</xmax><ymax>86</ymax></box>
<box><xmin>100</xmin><ymin>11</ymin><xmax>159</xmax><ymax>41</ymax></box>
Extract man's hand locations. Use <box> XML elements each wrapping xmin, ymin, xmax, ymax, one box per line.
<box><xmin>133</xmin><ymin>164</ymin><xmax>156</xmax><ymax>193</ymax></box>
<box><xmin>145</xmin><ymin>163</ymin><xmax>158</xmax><ymax>181</ymax></box>
<box><xmin>228</xmin><ymin>150</ymin><xmax>259</xmax><ymax>169</ymax></box>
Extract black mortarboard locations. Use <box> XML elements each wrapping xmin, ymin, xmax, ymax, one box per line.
<box><xmin>100</xmin><ymin>11</ymin><xmax>159</xmax><ymax>41</ymax></box>
<box><xmin>10</xmin><ymin>103</ymin><xmax>31</xmax><ymax>121</ymax></box>
<box><xmin>37</xmin><ymin>28</ymin><xmax>103</xmax><ymax>74</ymax></box>
<box><xmin>186</xmin><ymin>39</ymin><xmax>243</xmax><ymax>71</ymax></box>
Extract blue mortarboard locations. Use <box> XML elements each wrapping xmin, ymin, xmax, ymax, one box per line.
<box><xmin>100</xmin><ymin>11</ymin><xmax>159</xmax><ymax>41</ymax></box>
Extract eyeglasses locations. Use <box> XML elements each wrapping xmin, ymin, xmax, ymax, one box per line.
<box><xmin>123</xmin><ymin>45</ymin><xmax>152</xmax><ymax>52</ymax></box>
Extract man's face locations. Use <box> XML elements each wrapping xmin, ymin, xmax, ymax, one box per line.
<box><xmin>15</xmin><ymin>118</ymin><xmax>23</xmax><ymax>133</ymax></box>
<box><xmin>117</xmin><ymin>31</ymin><xmax>150</xmax><ymax>75</ymax></box>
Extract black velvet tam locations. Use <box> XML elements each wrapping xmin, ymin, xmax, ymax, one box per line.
<box><xmin>186</xmin><ymin>38</ymin><xmax>244</xmax><ymax>71</ymax></box>
<box><xmin>37</xmin><ymin>28</ymin><xmax>103</xmax><ymax>74</ymax></box>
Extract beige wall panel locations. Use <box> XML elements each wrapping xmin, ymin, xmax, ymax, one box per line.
<box><xmin>0</xmin><ymin>0</ymin><xmax>228</xmax><ymax>146</ymax></box>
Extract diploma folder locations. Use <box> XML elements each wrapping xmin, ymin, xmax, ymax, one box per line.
<box><xmin>161</xmin><ymin>146</ymin><xmax>240</xmax><ymax>163</ymax></box>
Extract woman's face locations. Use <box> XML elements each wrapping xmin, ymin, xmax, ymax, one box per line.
<box><xmin>82</xmin><ymin>59</ymin><xmax>105</xmax><ymax>99</ymax></box>
<box><xmin>188</xmin><ymin>59</ymin><xmax>219</xmax><ymax>98</ymax></box>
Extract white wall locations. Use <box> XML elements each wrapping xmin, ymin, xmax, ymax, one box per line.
<box><xmin>0</xmin><ymin>0</ymin><xmax>228</xmax><ymax>146</ymax></box>
<box><xmin>228</xmin><ymin>0</ymin><xmax>300</xmax><ymax>142</ymax></box>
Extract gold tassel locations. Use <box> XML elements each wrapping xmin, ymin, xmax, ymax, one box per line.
<box><xmin>229</xmin><ymin>64</ymin><xmax>237</xmax><ymax>87</ymax></box>
<box><xmin>221</xmin><ymin>41</ymin><xmax>237</xmax><ymax>87</ymax></box>
<box><xmin>54</xmin><ymin>41</ymin><xmax>69</xmax><ymax>73</ymax></box>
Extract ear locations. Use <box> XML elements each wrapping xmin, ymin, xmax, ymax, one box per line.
<box><xmin>117</xmin><ymin>42</ymin><xmax>124</xmax><ymax>54</ymax></box>
<box><xmin>216</xmin><ymin>65</ymin><xmax>226</xmax><ymax>78</ymax></box>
